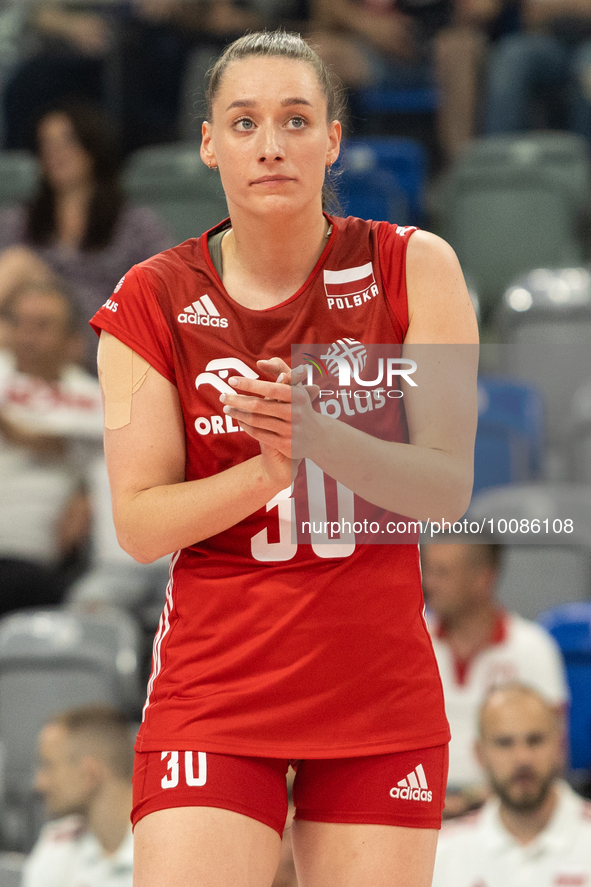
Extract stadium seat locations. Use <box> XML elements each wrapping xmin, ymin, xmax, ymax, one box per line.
<box><xmin>0</xmin><ymin>608</ymin><xmax>143</xmax><ymax>850</ymax></box>
<box><xmin>494</xmin><ymin>269</ymin><xmax>591</xmax><ymax>469</ymax></box>
<box><xmin>439</xmin><ymin>133</ymin><xmax>590</xmax><ymax>318</ymax></box>
<box><xmin>0</xmin><ymin>151</ymin><xmax>38</xmax><ymax>207</ymax></box>
<box><xmin>0</xmin><ymin>853</ymin><xmax>25</xmax><ymax>887</ymax></box>
<box><xmin>537</xmin><ymin>602</ymin><xmax>591</xmax><ymax>771</ymax></box>
<box><xmin>338</xmin><ymin>167</ymin><xmax>410</xmax><ymax>226</ymax></box>
<box><xmin>473</xmin><ymin>377</ymin><xmax>544</xmax><ymax>494</ymax></box>
<box><xmin>468</xmin><ymin>482</ymin><xmax>591</xmax><ymax>619</ymax></box>
<box><xmin>342</xmin><ymin>136</ymin><xmax>428</xmax><ymax>224</ymax></box>
<box><xmin>123</xmin><ymin>142</ymin><xmax>228</xmax><ymax>243</ymax></box>
<box><xmin>356</xmin><ymin>87</ymin><xmax>439</xmax><ymax>116</ymax></box>
<box><xmin>569</xmin><ymin>379</ymin><xmax>591</xmax><ymax>483</ymax></box>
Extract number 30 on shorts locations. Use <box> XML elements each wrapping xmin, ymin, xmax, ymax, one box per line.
<box><xmin>161</xmin><ymin>751</ymin><xmax>208</xmax><ymax>788</ymax></box>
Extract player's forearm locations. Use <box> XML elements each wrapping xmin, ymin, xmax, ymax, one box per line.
<box><xmin>305</xmin><ymin>414</ymin><xmax>474</xmax><ymax>523</ymax></box>
<box><xmin>113</xmin><ymin>454</ymin><xmax>285</xmax><ymax>563</ymax></box>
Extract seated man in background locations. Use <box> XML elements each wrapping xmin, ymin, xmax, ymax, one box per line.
<box><xmin>432</xmin><ymin>683</ymin><xmax>591</xmax><ymax>887</ymax></box>
<box><xmin>421</xmin><ymin>540</ymin><xmax>568</xmax><ymax>816</ymax></box>
<box><xmin>485</xmin><ymin>0</ymin><xmax>591</xmax><ymax>141</ymax></box>
<box><xmin>0</xmin><ymin>279</ymin><xmax>103</xmax><ymax>614</ymax></box>
<box><xmin>23</xmin><ymin>705</ymin><xmax>134</xmax><ymax>887</ymax></box>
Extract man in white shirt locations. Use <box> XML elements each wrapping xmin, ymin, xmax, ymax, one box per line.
<box><xmin>23</xmin><ymin>705</ymin><xmax>134</xmax><ymax>887</ymax></box>
<box><xmin>0</xmin><ymin>279</ymin><xmax>103</xmax><ymax>613</ymax></box>
<box><xmin>421</xmin><ymin>541</ymin><xmax>569</xmax><ymax>815</ymax></box>
<box><xmin>433</xmin><ymin>683</ymin><xmax>591</xmax><ymax>887</ymax></box>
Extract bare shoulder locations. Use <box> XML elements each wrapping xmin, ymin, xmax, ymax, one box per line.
<box><xmin>405</xmin><ymin>230</ymin><xmax>478</xmax><ymax>345</ymax></box>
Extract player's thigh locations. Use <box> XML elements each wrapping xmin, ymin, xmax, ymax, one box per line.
<box><xmin>290</xmin><ymin>746</ymin><xmax>447</xmax><ymax>886</ymax></box>
<box><xmin>292</xmin><ymin>820</ymin><xmax>438</xmax><ymax>887</ymax></box>
<box><xmin>132</xmin><ymin>750</ymin><xmax>289</xmax><ymax>887</ymax></box>
<box><xmin>134</xmin><ymin>806</ymin><xmax>282</xmax><ymax>887</ymax></box>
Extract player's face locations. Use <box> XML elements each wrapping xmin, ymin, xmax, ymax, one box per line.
<box><xmin>477</xmin><ymin>693</ymin><xmax>563</xmax><ymax>813</ymax></box>
<box><xmin>421</xmin><ymin>544</ymin><xmax>486</xmax><ymax>619</ymax></box>
<box><xmin>201</xmin><ymin>56</ymin><xmax>341</xmax><ymax>220</ymax></box>
<box><xmin>6</xmin><ymin>291</ymin><xmax>73</xmax><ymax>378</ymax></box>
<box><xmin>37</xmin><ymin>112</ymin><xmax>94</xmax><ymax>191</ymax></box>
<box><xmin>35</xmin><ymin>724</ymin><xmax>93</xmax><ymax>817</ymax></box>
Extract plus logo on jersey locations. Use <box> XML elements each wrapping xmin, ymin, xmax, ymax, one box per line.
<box><xmin>194</xmin><ymin>357</ymin><xmax>257</xmax><ymax>436</ymax></box>
<box><xmin>178</xmin><ymin>294</ymin><xmax>229</xmax><ymax>327</ymax></box>
<box><xmin>323</xmin><ymin>262</ymin><xmax>379</xmax><ymax>310</ymax></box>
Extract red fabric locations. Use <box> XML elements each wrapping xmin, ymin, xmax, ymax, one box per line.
<box><xmin>132</xmin><ymin>744</ymin><xmax>448</xmax><ymax>833</ymax></box>
<box><xmin>91</xmin><ymin>215</ymin><xmax>450</xmax><ymax>759</ymax></box>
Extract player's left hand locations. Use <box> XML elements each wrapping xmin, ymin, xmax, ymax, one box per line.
<box><xmin>218</xmin><ymin>357</ymin><xmax>323</xmax><ymax>460</ymax></box>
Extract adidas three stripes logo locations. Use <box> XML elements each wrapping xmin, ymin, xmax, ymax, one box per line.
<box><xmin>390</xmin><ymin>764</ymin><xmax>433</xmax><ymax>802</ymax></box>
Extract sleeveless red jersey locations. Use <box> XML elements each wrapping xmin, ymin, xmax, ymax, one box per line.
<box><xmin>91</xmin><ymin>215</ymin><xmax>450</xmax><ymax>758</ymax></box>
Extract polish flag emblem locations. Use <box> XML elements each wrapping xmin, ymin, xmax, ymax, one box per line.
<box><xmin>323</xmin><ymin>262</ymin><xmax>376</xmax><ymax>299</ymax></box>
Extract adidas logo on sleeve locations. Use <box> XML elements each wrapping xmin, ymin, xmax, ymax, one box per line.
<box><xmin>178</xmin><ymin>295</ymin><xmax>228</xmax><ymax>328</ymax></box>
<box><xmin>390</xmin><ymin>764</ymin><xmax>432</xmax><ymax>802</ymax></box>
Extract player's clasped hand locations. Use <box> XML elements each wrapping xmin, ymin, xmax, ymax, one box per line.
<box><xmin>218</xmin><ymin>357</ymin><xmax>322</xmax><ymax>462</ymax></box>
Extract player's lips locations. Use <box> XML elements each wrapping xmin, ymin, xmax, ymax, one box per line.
<box><xmin>250</xmin><ymin>175</ymin><xmax>295</xmax><ymax>185</ymax></box>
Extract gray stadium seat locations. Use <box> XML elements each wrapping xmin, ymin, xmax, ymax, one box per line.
<box><xmin>494</xmin><ymin>268</ymin><xmax>591</xmax><ymax>472</ymax></box>
<box><xmin>569</xmin><ymin>379</ymin><xmax>591</xmax><ymax>483</ymax></box>
<box><xmin>0</xmin><ymin>151</ymin><xmax>38</xmax><ymax>207</ymax></box>
<box><xmin>440</xmin><ymin>133</ymin><xmax>590</xmax><ymax>318</ymax></box>
<box><xmin>123</xmin><ymin>142</ymin><xmax>228</xmax><ymax>244</ymax></box>
<box><xmin>0</xmin><ymin>853</ymin><xmax>24</xmax><ymax>887</ymax></box>
<box><xmin>0</xmin><ymin>608</ymin><xmax>143</xmax><ymax>850</ymax></box>
<box><xmin>468</xmin><ymin>482</ymin><xmax>591</xmax><ymax>619</ymax></box>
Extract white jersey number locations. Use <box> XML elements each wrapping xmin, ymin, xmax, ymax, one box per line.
<box><xmin>161</xmin><ymin>751</ymin><xmax>207</xmax><ymax>789</ymax></box>
<box><xmin>250</xmin><ymin>460</ymin><xmax>355</xmax><ymax>562</ymax></box>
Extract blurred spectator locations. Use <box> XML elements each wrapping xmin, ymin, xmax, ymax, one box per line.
<box><xmin>23</xmin><ymin>705</ymin><xmax>134</xmax><ymax>887</ymax></box>
<box><xmin>0</xmin><ymin>0</ymin><xmax>27</xmax><ymax>143</ymax></box>
<box><xmin>435</xmin><ymin>0</ymin><xmax>520</xmax><ymax>160</ymax></box>
<box><xmin>2</xmin><ymin>1</ymin><xmax>277</xmax><ymax>154</ymax></box>
<box><xmin>421</xmin><ymin>541</ymin><xmax>569</xmax><ymax>817</ymax></box>
<box><xmin>308</xmin><ymin>0</ymin><xmax>511</xmax><ymax>161</ymax></box>
<box><xmin>2</xmin><ymin>2</ymin><xmax>112</xmax><ymax>151</ymax></box>
<box><xmin>0</xmin><ymin>279</ymin><xmax>103</xmax><ymax>616</ymax></box>
<box><xmin>485</xmin><ymin>0</ymin><xmax>591</xmax><ymax>140</ymax></box>
<box><xmin>432</xmin><ymin>684</ymin><xmax>591</xmax><ymax>887</ymax></box>
<box><xmin>0</xmin><ymin>101</ymin><xmax>172</xmax><ymax>368</ymax></box>
<box><xmin>122</xmin><ymin>0</ymin><xmax>268</xmax><ymax>151</ymax></box>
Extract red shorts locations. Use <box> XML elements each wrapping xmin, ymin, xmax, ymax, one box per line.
<box><xmin>132</xmin><ymin>744</ymin><xmax>448</xmax><ymax>836</ymax></box>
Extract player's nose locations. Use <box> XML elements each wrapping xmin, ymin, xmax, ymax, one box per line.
<box><xmin>257</xmin><ymin>122</ymin><xmax>285</xmax><ymax>162</ymax></box>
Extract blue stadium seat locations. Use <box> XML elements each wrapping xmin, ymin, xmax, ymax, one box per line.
<box><xmin>356</xmin><ymin>87</ymin><xmax>439</xmax><ymax>116</ymax></box>
<box><xmin>473</xmin><ymin>377</ymin><xmax>544</xmax><ymax>495</ymax></box>
<box><xmin>338</xmin><ymin>167</ymin><xmax>409</xmax><ymax>225</ymax></box>
<box><xmin>537</xmin><ymin>602</ymin><xmax>591</xmax><ymax>771</ymax></box>
<box><xmin>341</xmin><ymin>136</ymin><xmax>428</xmax><ymax>224</ymax></box>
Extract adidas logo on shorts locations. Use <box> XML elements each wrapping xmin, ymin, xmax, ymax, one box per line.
<box><xmin>178</xmin><ymin>295</ymin><xmax>229</xmax><ymax>328</ymax></box>
<box><xmin>390</xmin><ymin>764</ymin><xmax>432</xmax><ymax>802</ymax></box>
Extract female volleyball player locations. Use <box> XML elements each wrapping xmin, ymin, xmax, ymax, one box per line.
<box><xmin>92</xmin><ymin>30</ymin><xmax>478</xmax><ymax>887</ymax></box>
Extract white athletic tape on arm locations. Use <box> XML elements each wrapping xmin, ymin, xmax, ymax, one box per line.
<box><xmin>97</xmin><ymin>332</ymin><xmax>150</xmax><ymax>429</ymax></box>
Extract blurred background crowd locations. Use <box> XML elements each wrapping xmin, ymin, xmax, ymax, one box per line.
<box><xmin>0</xmin><ymin>1</ymin><xmax>591</xmax><ymax>886</ymax></box>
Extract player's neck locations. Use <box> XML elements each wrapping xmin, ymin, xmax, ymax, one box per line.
<box><xmin>443</xmin><ymin>601</ymin><xmax>498</xmax><ymax>663</ymax></box>
<box><xmin>87</xmin><ymin>779</ymin><xmax>132</xmax><ymax>855</ymax></box>
<box><xmin>221</xmin><ymin>205</ymin><xmax>330</xmax><ymax>309</ymax></box>
<box><xmin>499</xmin><ymin>782</ymin><xmax>559</xmax><ymax>845</ymax></box>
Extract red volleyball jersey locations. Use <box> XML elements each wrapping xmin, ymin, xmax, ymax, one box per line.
<box><xmin>91</xmin><ymin>215</ymin><xmax>450</xmax><ymax>758</ymax></box>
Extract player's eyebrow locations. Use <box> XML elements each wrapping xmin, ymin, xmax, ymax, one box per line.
<box><xmin>226</xmin><ymin>98</ymin><xmax>313</xmax><ymax>111</ymax></box>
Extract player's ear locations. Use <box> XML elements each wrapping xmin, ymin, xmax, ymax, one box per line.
<box><xmin>326</xmin><ymin>120</ymin><xmax>341</xmax><ymax>168</ymax></box>
<box><xmin>200</xmin><ymin>121</ymin><xmax>217</xmax><ymax>170</ymax></box>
